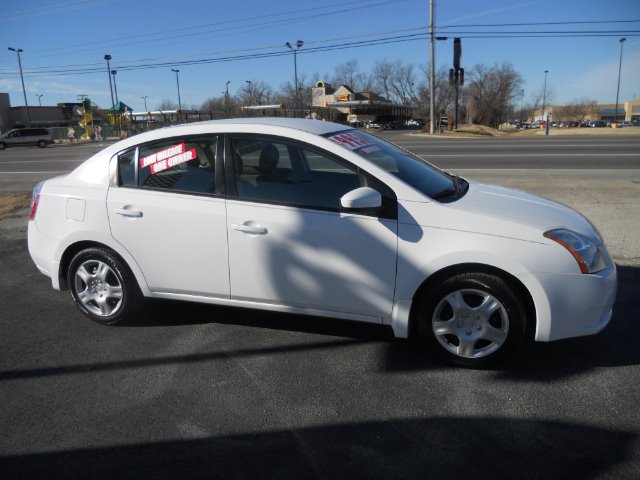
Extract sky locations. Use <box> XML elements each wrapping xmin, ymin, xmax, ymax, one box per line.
<box><xmin>0</xmin><ymin>0</ymin><xmax>639</xmax><ymax>112</ymax></box>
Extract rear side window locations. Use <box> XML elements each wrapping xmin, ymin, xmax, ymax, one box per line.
<box><xmin>116</xmin><ymin>136</ymin><xmax>218</xmax><ymax>195</ymax></box>
<box><xmin>117</xmin><ymin>148</ymin><xmax>136</xmax><ymax>187</ymax></box>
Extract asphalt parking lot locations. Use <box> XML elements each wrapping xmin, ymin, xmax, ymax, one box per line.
<box><xmin>1</xmin><ymin>133</ymin><xmax>639</xmax><ymax>479</ymax></box>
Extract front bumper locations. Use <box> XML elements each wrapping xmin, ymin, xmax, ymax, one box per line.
<box><xmin>520</xmin><ymin>262</ymin><xmax>617</xmax><ymax>342</ymax></box>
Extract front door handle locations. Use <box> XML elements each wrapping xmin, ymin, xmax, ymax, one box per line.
<box><xmin>231</xmin><ymin>222</ymin><xmax>267</xmax><ymax>235</ymax></box>
<box><xmin>114</xmin><ymin>208</ymin><xmax>143</xmax><ymax>218</ymax></box>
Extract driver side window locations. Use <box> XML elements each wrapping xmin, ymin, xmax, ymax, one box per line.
<box><xmin>231</xmin><ymin>136</ymin><xmax>362</xmax><ymax>211</ymax></box>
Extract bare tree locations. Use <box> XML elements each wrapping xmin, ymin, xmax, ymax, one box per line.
<box><xmin>237</xmin><ymin>80</ymin><xmax>274</xmax><ymax>106</ymax></box>
<box><xmin>157</xmin><ymin>99</ymin><xmax>178</xmax><ymax>110</ymax></box>
<box><xmin>373</xmin><ymin>59</ymin><xmax>394</xmax><ymax>100</ymax></box>
<box><xmin>415</xmin><ymin>65</ymin><xmax>454</xmax><ymax>128</ymax></box>
<box><xmin>332</xmin><ymin>59</ymin><xmax>360</xmax><ymax>89</ymax></box>
<box><xmin>466</xmin><ymin>62</ymin><xmax>523</xmax><ymax>127</ymax></box>
<box><xmin>388</xmin><ymin>61</ymin><xmax>418</xmax><ymax>105</ymax></box>
<box><xmin>200</xmin><ymin>96</ymin><xmax>226</xmax><ymax>118</ymax></box>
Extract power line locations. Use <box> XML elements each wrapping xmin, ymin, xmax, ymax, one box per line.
<box><xmin>4</xmin><ymin>27</ymin><xmax>639</xmax><ymax>79</ymax></box>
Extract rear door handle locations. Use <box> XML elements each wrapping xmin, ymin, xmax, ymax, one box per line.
<box><xmin>231</xmin><ymin>223</ymin><xmax>267</xmax><ymax>235</ymax></box>
<box><xmin>114</xmin><ymin>208</ymin><xmax>143</xmax><ymax>218</ymax></box>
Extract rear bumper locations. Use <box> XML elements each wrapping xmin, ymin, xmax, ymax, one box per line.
<box><xmin>28</xmin><ymin>220</ymin><xmax>62</xmax><ymax>290</ymax></box>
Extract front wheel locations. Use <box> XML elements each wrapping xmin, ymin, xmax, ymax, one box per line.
<box><xmin>419</xmin><ymin>272</ymin><xmax>528</xmax><ymax>368</ymax></box>
<box><xmin>68</xmin><ymin>248</ymin><xmax>143</xmax><ymax>325</ymax></box>
<box><xmin>37</xmin><ymin>140</ymin><xmax>48</xmax><ymax>148</ymax></box>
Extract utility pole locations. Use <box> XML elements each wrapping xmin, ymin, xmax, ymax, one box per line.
<box><xmin>171</xmin><ymin>69</ymin><xmax>182</xmax><ymax>111</ymax></box>
<box><xmin>8</xmin><ymin>47</ymin><xmax>31</xmax><ymax>127</ymax></box>
<box><xmin>614</xmin><ymin>37</ymin><xmax>626</xmax><ymax>126</ymax></box>
<box><xmin>111</xmin><ymin>70</ymin><xmax>119</xmax><ymax>104</ymax></box>
<box><xmin>429</xmin><ymin>0</ymin><xmax>435</xmax><ymax>134</ymax></box>
<box><xmin>104</xmin><ymin>54</ymin><xmax>115</xmax><ymax>110</ymax></box>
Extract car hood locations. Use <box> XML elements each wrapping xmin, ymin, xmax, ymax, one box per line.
<box><xmin>403</xmin><ymin>182</ymin><xmax>602</xmax><ymax>244</ymax></box>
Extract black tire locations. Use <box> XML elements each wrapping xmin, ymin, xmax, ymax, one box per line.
<box><xmin>68</xmin><ymin>247</ymin><xmax>143</xmax><ymax>325</ymax></box>
<box><xmin>0</xmin><ymin>143</ymin><xmax>6</xmax><ymax>151</ymax></box>
<box><xmin>419</xmin><ymin>272</ymin><xmax>527</xmax><ymax>368</ymax></box>
<box><xmin>37</xmin><ymin>140</ymin><xmax>48</xmax><ymax>148</ymax></box>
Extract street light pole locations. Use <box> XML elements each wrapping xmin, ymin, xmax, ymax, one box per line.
<box><xmin>245</xmin><ymin>80</ymin><xmax>252</xmax><ymax>105</ymax></box>
<box><xmin>245</xmin><ymin>80</ymin><xmax>252</xmax><ymax>117</ymax></box>
<box><xmin>111</xmin><ymin>70</ymin><xmax>119</xmax><ymax>104</ymax></box>
<box><xmin>541</xmin><ymin>70</ymin><xmax>548</xmax><ymax>123</ymax></box>
<box><xmin>141</xmin><ymin>95</ymin><xmax>148</xmax><ymax>111</ymax></box>
<box><xmin>286</xmin><ymin>40</ymin><xmax>304</xmax><ymax>111</ymax></box>
<box><xmin>104</xmin><ymin>54</ymin><xmax>115</xmax><ymax>110</ymax></box>
<box><xmin>8</xmin><ymin>47</ymin><xmax>31</xmax><ymax>127</ymax></box>
<box><xmin>36</xmin><ymin>94</ymin><xmax>43</xmax><ymax>107</ymax></box>
<box><xmin>542</xmin><ymin>70</ymin><xmax>549</xmax><ymax>135</ymax></box>
<box><xmin>520</xmin><ymin>89</ymin><xmax>524</xmax><ymax>124</ymax></box>
<box><xmin>429</xmin><ymin>0</ymin><xmax>435</xmax><ymax>134</ymax></box>
<box><xmin>225</xmin><ymin>80</ymin><xmax>231</xmax><ymax>118</ymax></box>
<box><xmin>614</xmin><ymin>37</ymin><xmax>627</xmax><ymax>126</ymax></box>
<box><xmin>171</xmin><ymin>69</ymin><xmax>182</xmax><ymax>111</ymax></box>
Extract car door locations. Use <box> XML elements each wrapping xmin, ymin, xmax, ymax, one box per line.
<box><xmin>107</xmin><ymin>135</ymin><xmax>230</xmax><ymax>298</ymax></box>
<box><xmin>225</xmin><ymin>134</ymin><xmax>398</xmax><ymax>319</ymax></box>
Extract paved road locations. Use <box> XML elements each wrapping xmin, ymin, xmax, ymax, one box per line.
<box><xmin>377</xmin><ymin>130</ymin><xmax>640</xmax><ymax>169</ymax></box>
<box><xmin>1</xmin><ymin>133</ymin><xmax>639</xmax><ymax>193</ymax></box>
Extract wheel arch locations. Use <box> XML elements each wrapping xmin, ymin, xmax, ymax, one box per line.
<box><xmin>58</xmin><ymin>240</ymin><xmax>145</xmax><ymax>294</ymax></box>
<box><xmin>407</xmin><ymin>262</ymin><xmax>536</xmax><ymax>342</ymax></box>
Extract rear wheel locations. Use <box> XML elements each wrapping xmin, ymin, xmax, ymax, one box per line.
<box><xmin>37</xmin><ymin>140</ymin><xmax>48</xmax><ymax>148</ymax></box>
<box><xmin>0</xmin><ymin>143</ymin><xmax>6</xmax><ymax>150</ymax></box>
<box><xmin>68</xmin><ymin>248</ymin><xmax>143</xmax><ymax>325</ymax></box>
<box><xmin>419</xmin><ymin>272</ymin><xmax>527</xmax><ymax>368</ymax></box>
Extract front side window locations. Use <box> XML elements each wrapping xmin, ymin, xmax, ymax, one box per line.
<box><xmin>231</xmin><ymin>135</ymin><xmax>383</xmax><ymax>213</ymax></box>
<box><xmin>117</xmin><ymin>136</ymin><xmax>218</xmax><ymax>195</ymax></box>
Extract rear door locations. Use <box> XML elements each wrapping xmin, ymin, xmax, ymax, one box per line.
<box><xmin>107</xmin><ymin>135</ymin><xmax>230</xmax><ymax>298</ymax></box>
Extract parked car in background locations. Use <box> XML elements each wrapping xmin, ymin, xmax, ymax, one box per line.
<box><xmin>28</xmin><ymin>118</ymin><xmax>617</xmax><ymax>368</ymax></box>
<box><xmin>0</xmin><ymin>128</ymin><xmax>54</xmax><ymax>150</ymax></box>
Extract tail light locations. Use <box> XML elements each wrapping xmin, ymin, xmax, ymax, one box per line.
<box><xmin>29</xmin><ymin>181</ymin><xmax>44</xmax><ymax>221</ymax></box>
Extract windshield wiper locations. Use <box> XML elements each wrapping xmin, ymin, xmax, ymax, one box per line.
<box><xmin>432</xmin><ymin>175</ymin><xmax>461</xmax><ymax>200</ymax></box>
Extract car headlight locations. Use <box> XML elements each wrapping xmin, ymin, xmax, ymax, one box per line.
<box><xmin>544</xmin><ymin>229</ymin><xmax>606</xmax><ymax>274</ymax></box>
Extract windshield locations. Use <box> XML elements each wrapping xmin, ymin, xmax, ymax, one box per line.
<box><xmin>325</xmin><ymin>129</ymin><xmax>463</xmax><ymax>200</ymax></box>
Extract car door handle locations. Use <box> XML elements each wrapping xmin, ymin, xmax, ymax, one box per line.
<box><xmin>231</xmin><ymin>223</ymin><xmax>267</xmax><ymax>235</ymax></box>
<box><xmin>114</xmin><ymin>208</ymin><xmax>143</xmax><ymax>218</ymax></box>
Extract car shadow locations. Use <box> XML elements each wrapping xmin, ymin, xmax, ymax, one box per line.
<box><xmin>125</xmin><ymin>264</ymin><xmax>640</xmax><ymax>379</ymax></box>
<box><xmin>127</xmin><ymin>298</ymin><xmax>396</xmax><ymax>342</ymax></box>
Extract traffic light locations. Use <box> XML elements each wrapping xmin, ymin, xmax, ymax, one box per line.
<box><xmin>453</xmin><ymin>38</ymin><xmax>461</xmax><ymax>70</ymax></box>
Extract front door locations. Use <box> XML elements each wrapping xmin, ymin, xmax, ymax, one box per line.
<box><xmin>226</xmin><ymin>135</ymin><xmax>398</xmax><ymax>318</ymax></box>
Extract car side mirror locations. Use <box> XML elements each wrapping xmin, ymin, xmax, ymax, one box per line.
<box><xmin>340</xmin><ymin>187</ymin><xmax>382</xmax><ymax>210</ymax></box>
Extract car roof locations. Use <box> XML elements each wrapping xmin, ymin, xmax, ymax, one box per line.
<box><xmin>93</xmin><ymin>118</ymin><xmax>350</xmax><ymax>159</ymax></box>
<box><xmin>170</xmin><ymin>117</ymin><xmax>346</xmax><ymax>135</ymax></box>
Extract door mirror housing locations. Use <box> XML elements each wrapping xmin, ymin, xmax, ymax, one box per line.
<box><xmin>340</xmin><ymin>187</ymin><xmax>382</xmax><ymax>210</ymax></box>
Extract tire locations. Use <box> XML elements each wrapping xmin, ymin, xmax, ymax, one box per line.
<box><xmin>0</xmin><ymin>143</ymin><xmax>6</xmax><ymax>151</ymax></box>
<box><xmin>419</xmin><ymin>272</ymin><xmax>527</xmax><ymax>368</ymax></box>
<box><xmin>68</xmin><ymin>247</ymin><xmax>143</xmax><ymax>325</ymax></box>
<box><xmin>37</xmin><ymin>140</ymin><xmax>48</xmax><ymax>148</ymax></box>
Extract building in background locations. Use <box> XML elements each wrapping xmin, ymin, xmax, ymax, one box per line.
<box><xmin>311</xmin><ymin>82</ymin><xmax>413</xmax><ymax>126</ymax></box>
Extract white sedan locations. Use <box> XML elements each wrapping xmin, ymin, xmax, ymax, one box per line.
<box><xmin>28</xmin><ymin>118</ymin><xmax>617</xmax><ymax>367</ymax></box>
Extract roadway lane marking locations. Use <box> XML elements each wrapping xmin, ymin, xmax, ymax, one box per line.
<box><xmin>0</xmin><ymin>160</ymin><xmax>82</xmax><ymax>164</ymax></box>
<box><xmin>400</xmin><ymin>143</ymin><xmax>640</xmax><ymax>148</ymax></box>
<box><xmin>447</xmin><ymin>168</ymin><xmax>640</xmax><ymax>172</ymax></box>
<box><xmin>0</xmin><ymin>171</ymin><xmax>71</xmax><ymax>174</ymax></box>
<box><xmin>418</xmin><ymin>153</ymin><xmax>640</xmax><ymax>157</ymax></box>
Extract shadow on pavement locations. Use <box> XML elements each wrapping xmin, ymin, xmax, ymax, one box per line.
<box><xmin>0</xmin><ymin>417</ymin><xmax>635</xmax><ymax>480</ymax></box>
